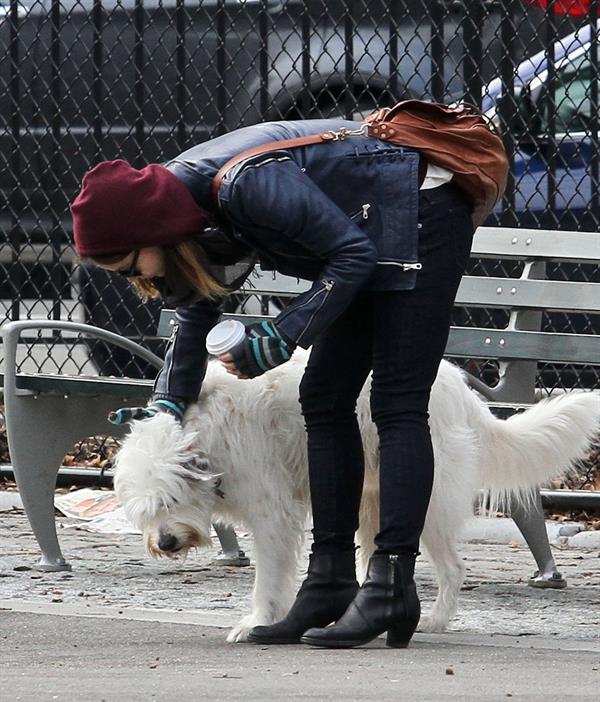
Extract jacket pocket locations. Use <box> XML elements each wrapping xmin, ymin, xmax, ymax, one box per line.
<box><xmin>356</xmin><ymin>150</ymin><xmax>421</xmax><ymax>291</ymax></box>
<box><xmin>341</xmin><ymin>149</ymin><xmax>420</xmax><ymax>269</ymax></box>
<box><xmin>377</xmin><ymin>152</ymin><xmax>420</xmax><ymax>265</ymax></box>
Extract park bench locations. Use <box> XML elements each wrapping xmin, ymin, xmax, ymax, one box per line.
<box><xmin>0</xmin><ymin>323</ymin><xmax>249</xmax><ymax>571</ymax></box>
<box><xmin>2</xmin><ymin>226</ymin><xmax>600</xmax><ymax>575</ymax></box>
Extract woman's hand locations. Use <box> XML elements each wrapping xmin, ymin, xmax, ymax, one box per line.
<box><xmin>218</xmin><ymin>352</ymin><xmax>250</xmax><ymax>380</ymax></box>
<box><xmin>217</xmin><ymin>321</ymin><xmax>295</xmax><ymax>379</ymax></box>
<box><xmin>108</xmin><ymin>398</ymin><xmax>186</xmax><ymax>424</ymax></box>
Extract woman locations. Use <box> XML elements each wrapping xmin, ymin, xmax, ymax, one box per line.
<box><xmin>71</xmin><ymin>117</ymin><xmax>477</xmax><ymax>649</ymax></box>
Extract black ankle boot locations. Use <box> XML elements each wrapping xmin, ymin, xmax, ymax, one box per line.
<box><xmin>247</xmin><ymin>551</ymin><xmax>359</xmax><ymax>644</ymax></box>
<box><xmin>300</xmin><ymin>552</ymin><xmax>420</xmax><ymax>649</ymax></box>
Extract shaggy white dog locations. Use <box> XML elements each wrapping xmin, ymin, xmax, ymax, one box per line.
<box><xmin>114</xmin><ymin>350</ymin><xmax>599</xmax><ymax>643</ymax></box>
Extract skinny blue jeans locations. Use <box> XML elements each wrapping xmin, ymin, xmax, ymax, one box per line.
<box><xmin>299</xmin><ymin>183</ymin><xmax>475</xmax><ymax>555</ymax></box>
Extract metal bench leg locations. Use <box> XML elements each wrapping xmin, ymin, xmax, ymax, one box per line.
<box><xmin>211</xmin><ymin>523</ymin><xmax>250</xmax><ymax>566</ymax></box>
<box><xmin>510</xmin><ymin>489</ymin><xmax>567</xmax><ymax>589</ymax></box>
<box><xmin>11</xmin><ymin>430</ymin><xmax>73</xmax><ymax>572</ymax></box>
<box><xmin>5</xmin><ymin>392</ymin><xmax>127</xmax><ymax>571</ymax></box>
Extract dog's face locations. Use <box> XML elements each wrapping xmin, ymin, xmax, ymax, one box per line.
<box><xmin>127</xmin><ymin>479</ymin><xmax>215</xmax><ymax>559</ymax></box>
<box><xmin>139</xmin><ymin>499</ymin><xmax>214</xmax><ymax>559</ymax></box>
<box><xmin>114</xmin><ymin>413</ymin><xmax>217</xmax><ymax>559</ymax></box>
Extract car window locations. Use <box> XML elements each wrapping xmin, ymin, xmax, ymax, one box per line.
<box><xmin>538</xmin><ymin>53</ymin><xmax>596</xmax><ymax>134</ymax></box>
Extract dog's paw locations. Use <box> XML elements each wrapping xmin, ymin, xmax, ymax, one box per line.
<box><xmin>417</xmin><ymin>613</ymin><xmax>448</xmax><ymax>634</ymax></box>
<box><xmin>226</xmin><ymin>614</ymin><xmax>269</xmax><ymax>643</ymax></box>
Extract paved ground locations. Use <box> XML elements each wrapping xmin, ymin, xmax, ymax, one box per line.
<box><xmin>1</xmin><ymin>510</ymin><xmax>599</xmax><ymax>701</ymax></box>
<box><xmin>2</xmin><ymin>612</ymin><xmax>600</xmax><ymax>702</ymax></box>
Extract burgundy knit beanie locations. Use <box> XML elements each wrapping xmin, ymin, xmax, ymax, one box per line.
<box><xmin>71</xmin><ymin>160</ymin><xmax>209</xmax><ymax>258</ymax></box>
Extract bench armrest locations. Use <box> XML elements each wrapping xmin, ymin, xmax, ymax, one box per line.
<box><xmin>1</xmin><ymin>320</ymin><xmax>164</xmax><ymax>398</ymax></box>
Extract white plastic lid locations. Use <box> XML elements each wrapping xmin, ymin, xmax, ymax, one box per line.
<box><xmin>205</xmin><ymin>319</ymin><xmax>246</xmax><ymax>356</ymax></box>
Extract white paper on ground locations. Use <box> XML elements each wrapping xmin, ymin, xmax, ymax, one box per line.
<box><xmin>55</xmin><ymin>488</ymin><xmax>140</xmax><ymax>534</ymax></box>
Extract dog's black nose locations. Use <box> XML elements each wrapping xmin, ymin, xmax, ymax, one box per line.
<box><xmin>158</xmin><ymin>534</ymin><xmax>178</xmax><ymax>552</ymax></box>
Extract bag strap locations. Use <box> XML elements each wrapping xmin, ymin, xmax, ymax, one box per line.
<box><xmin>211</xmin><ymin>126</ymin><xmax>369</xmax><ymax>208</ymax></box>
<box><xmin>211</xmin><ymin>121</ymin><xmax>430</xmax><ymax>210</ymax></box>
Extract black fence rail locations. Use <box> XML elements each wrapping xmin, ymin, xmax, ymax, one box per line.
<box><xmin>1</xmin><ymin>0</ymin><xmax>600</xmax><ymax>398</ymax></box>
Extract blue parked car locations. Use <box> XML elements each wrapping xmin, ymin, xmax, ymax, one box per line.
<box><xmin>483</xmin><ymin>23</ymin><xmax>600</xmax><ymax>231</ymax></box>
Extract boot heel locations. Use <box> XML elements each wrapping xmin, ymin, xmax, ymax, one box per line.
<box><xmin>386</xmin><ymin>622</ymin><xmax>415</xmax><ymax>648</ymax></box>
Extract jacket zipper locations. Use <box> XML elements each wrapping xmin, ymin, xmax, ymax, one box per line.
<box><xmin>376</xmin><ymin>261</ymin><xmax>423</xmax><ymax>271</ymax></box>
<box><xmin>152</xmin><ymin>322</ymin><xmax>179</xmax><ymax>393</ymax></box>
<box><xmin>165</xmin><ymin>323</ymin><xmax>180</xmax><ymax>390</ymax></box>
<box><xmin>278</xmin><ymin>279</ymin><xmax>333</xmax><ymax>320</ymax></box>
<box><xmin>239</xmin><ymin>154</ymin><xmax>292</xmax><ymax>173</ymax></box>
<box><xmin>297</xmin><ymin>279</ymin><xmax>334</xmax><ymax>344</ymax></box>
<box><xmin>349</xmin><ymin>203</ymin><xmax>371</xmax><ymax>221</ymax></box>
<box><xmin>277</xmin><ymin>279</ymin><xmax>334</xmax><ymax>345</ymax></box>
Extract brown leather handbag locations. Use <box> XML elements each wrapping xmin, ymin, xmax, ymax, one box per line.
<box><xmin>365</xmin><ymin>100</ymin><xmax>509</xmax><ymax>226</ymax></box>
<box><xmin>213</xmin><ymin>99</ymin><xmax>508</xmax><ymax>227</ymax></box>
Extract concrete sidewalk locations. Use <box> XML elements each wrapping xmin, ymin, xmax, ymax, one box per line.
<box><xmin>1</xmin><ymin>510</ymin><xmax>599</xmax><ymax>700</ymax></box>
<box><xmin>1</xmin><ymin>610</ymin><xmax>600</xmax><ymax>702</ymax></box>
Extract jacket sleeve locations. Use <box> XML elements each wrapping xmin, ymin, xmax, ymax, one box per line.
<box><xmin>222</xmin><ymin>158</ymin><xmax>378</xmax><ymax>348</ymax></box>
<box><xmin>152</xmin><ymin>298</ymin><xmax>222</xmax><ymax>404</ymax></box>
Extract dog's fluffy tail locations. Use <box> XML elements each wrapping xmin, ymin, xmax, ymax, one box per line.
<box><xmin>477</xmin><ymin>391</ymin><xmax>600</xmax><ymax>511</ymax></box>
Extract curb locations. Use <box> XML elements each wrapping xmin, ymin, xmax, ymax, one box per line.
<box><xmin>2</xmin><ymin>495</ymin><xmax>600</xmax><ymax>548</ymax></box>
<box><xmin>0</xmin><ymin>492</ymin><xmax>22</xmax><ymax>511</ymax></box>
<box><xmin>460</xmin><ymin>516</ymin><xmax>600</xmax><ymax>548</ymax></box>
<box><xmin>0</xmin><ymin>598</ymin><xmax>236</xmax><ymax>628</ymax></box>
<box><xmin>566</xmin><ymin>530</ymin><xmax>600</xmax><ymax>548</ymax></box>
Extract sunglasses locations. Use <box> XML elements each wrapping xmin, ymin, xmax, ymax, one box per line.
<box><xmin>116</xmin><ymin>250</ymin><xmax>141</xmax><ymax>278</ymax></box>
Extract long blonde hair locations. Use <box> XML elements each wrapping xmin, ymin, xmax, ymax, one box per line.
<box><xmin>88</xmin><ymin>240</ymin><xmax>227</xmax><ymax>302</ymax></box>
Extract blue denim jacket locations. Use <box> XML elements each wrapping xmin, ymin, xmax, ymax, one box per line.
<box><xmin>153</xmin><ymin>119</ymin><xmax>421</xmax><ymax>403</ymax></box>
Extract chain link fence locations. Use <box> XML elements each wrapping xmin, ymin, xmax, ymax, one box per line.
<box><xmin>1</xmin><ymin>1</ymin><xmax>600</xmax><ymax>484</ymax></box>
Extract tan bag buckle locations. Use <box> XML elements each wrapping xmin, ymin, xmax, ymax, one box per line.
<box><xmin>321</xmin><ymin>124</ymin><xmax>369</xmax><ymax>141</ymax></box>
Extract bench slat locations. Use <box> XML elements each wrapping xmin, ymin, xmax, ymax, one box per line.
<box><xmin>239</xmin><ymin>272</ymin><xmax>311</xmax><ymax>296</ymax></box>
<box><xmin>158</xmin><ymin>308</ymin><xmax>600</xmax><ymax>366</ymax></box>
<box><xmin>472</xmin><ymin>227</ymin><xmax>600</xmax><ymax>262</ymax></box>
<box><xmin>222</xmin><ymin>313</ymin><xmax>276</xmax><ymax>325</ymax></box>
<box><xmin>446</xmin><ymin>327</ymin><xmax>600</xmax><ymax>365</ymax></box>
<box><xmin>15</xmin><ymin>374</ymin><xmax>154</xmax><ymax>399</ymax></box>
<box><xmin>158</xmin><ymin>274</ymin><xmax>600</xmax><ymax>338</ymax></box>
<box><xmin>157</xmin><ymin>314</ymin><xmax>176</xmax><ymax>337</ymax></box>
<box><xmin>157</xmin><ymin>312</ymin><xmax>276</xmax><ymax>337</ymax></box>
<box><xmin>455</xmin><ymin>276</ymin><xmax>600</xmax><ymax>313</ymax></box>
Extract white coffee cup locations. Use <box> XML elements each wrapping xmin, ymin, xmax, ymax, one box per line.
<box><xmin>205</xmin><ymin>319</ymin><xmax>246</xmax><ymax>356</ymax></box>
